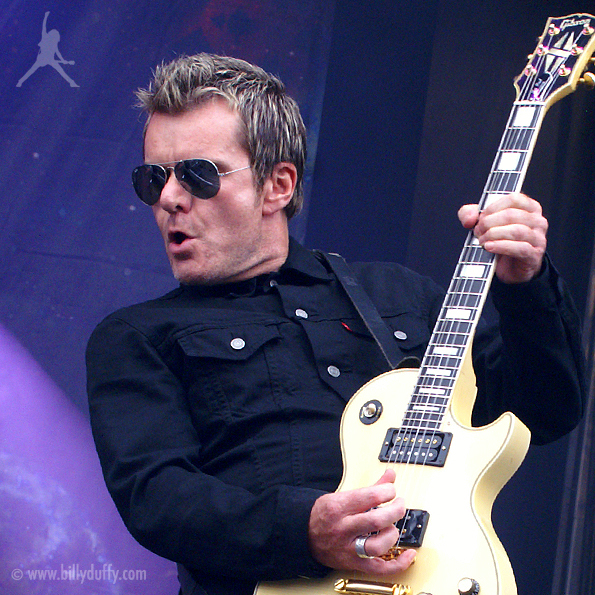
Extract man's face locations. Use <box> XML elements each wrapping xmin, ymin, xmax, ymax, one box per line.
<box><xmin>144</xmin><ymin>100</ymin><xmax>273</xmax><ymax>285</ymax></box>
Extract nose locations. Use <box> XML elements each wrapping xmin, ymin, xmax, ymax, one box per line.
<box><xmin>157</xmin><ymin>168</ymin><xmax>192</xmax><ymax>213</ymax></box>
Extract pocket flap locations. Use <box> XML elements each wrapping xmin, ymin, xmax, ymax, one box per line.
<box><xmin>177</xmin><ymin>324</ymin><xmax>281</xmax><ymax>361</ymax></box>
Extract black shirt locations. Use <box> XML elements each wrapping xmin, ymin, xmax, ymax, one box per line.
<box><xmin>86</xmin><ymin>238</ymin><xmax>584</xmax><ymax>595</ymax></box>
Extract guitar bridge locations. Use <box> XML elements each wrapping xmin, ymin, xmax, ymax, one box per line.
<box><xmin>379</xmin><ymin>428</ymin><xmax>452</xmax><ymax>467</ymax></box>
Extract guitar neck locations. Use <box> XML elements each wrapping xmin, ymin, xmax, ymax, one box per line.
<box><xmin>402</xmin><ymin>102</ymin><xmax>547</xmax><ymax>431</ymax></box>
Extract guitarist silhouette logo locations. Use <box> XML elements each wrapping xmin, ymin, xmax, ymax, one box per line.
<box><xmin>17</xmin><ymin>12</ymin><xmax>78</xmax><ymax>88</ymax></box>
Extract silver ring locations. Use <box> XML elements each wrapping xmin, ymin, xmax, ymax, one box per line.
<box><xmin>354</xmin><ymin>535</ymin><xmax>374</xmax><ymax>559</ymax></box>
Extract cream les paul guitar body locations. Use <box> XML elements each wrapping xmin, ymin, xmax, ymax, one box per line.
<box><xmin>256</xmin><ymin>13</ymin><xmax>595</xmax><ymax>595</ymax></box>
<box><xmin>335</xmin><ymin>360</ymin><xmax>528</xmax><ymax>595</ymax></box>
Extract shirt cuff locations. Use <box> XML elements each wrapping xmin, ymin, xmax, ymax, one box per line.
<box><xmin>275</xmin><ymin>486</ymin><xmax>330</xmax><ymax>579</ymax></box>
<box><xmin>490</xmin><ymin>254</ymin><xmax>562</xmax><ymax>315</ymax></box>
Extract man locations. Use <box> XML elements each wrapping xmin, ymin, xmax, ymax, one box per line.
<box><xmin>86</xmin><ymin>54</ymin><xmax>585</xmax><ymax>595</ymax></box>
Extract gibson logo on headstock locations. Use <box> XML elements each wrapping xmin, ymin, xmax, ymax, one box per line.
<box><xmin>560</xmin><ymin>17</ymin><xmax>592</xmax><ymax>30</ymax></box>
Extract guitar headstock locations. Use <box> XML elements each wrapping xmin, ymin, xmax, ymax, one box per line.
<box><xmin>514</xmin><ymin>13</ymin><xmax>595</xmax><ymax>107</ymax></box>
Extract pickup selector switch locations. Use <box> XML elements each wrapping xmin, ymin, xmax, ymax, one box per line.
<box><xmin>359</xmin><ymin>400</ymin><xmax>383</xmax><ymax>424</ymax></box>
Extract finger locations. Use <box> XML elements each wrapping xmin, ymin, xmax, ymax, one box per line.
<box><xmin>480</xmin><ymin>222</ymin><xmax>547</xmax><ymax>251</ymax></box>
<box><xmin>481</xmin><ymin>192</ymin><xmax>541</xmax><ymax>216</ymax></box>
<box><xmin>353</xmin><ymin>546</ymin><xmax>417</xmax><ymax>576</ymax></box>
<box><xmin>483</xmin><ymin>239</ymin><xmax>545</xmax><ymax>263</ymax></box>
<box><xmin>478</xmin><ymin>205</ymin><xmax>546</xmax><ymax>230</ymax></box>
<box><xmin>458</xmin><ymin>204</ymin><xmax>480</xmax><ymax>229</ymax></box>
<box><xmin>475</xmin><ymin>208</ymin><xmax>548</xmax><ymax>244</ymax></box>
<box><xmin>345</xmin><ymin>497</ymin><xmax>407</xmax><ymax>537</ymax></box>
<box><xmin>373</xmin><ymin>468</ymin><xmax>396</xmax><ymax>486</ymax></box>
<box><xmin>333</xmin><ymin>476</ymin><xmax>397</xmax><ymax>518</ymax></box>
<box><xmin>310</xmin><ymin>485</ymin><xmax>398</xmax><ymax>538</ymax></box>
<box><xmin>355</xmin><ymin>524</ymin><xmax>400</xmax><ymax>558</ymax></box>
<box><xmin>477</xmin><ymin>193</ymin><xmax>544</xmax><ymax>232</ymax></box>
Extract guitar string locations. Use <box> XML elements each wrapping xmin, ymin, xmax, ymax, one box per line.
<box><xmin>384</xmin><ymin>26</ymin><xmax>559</xmax><ymax>559</ymax></box>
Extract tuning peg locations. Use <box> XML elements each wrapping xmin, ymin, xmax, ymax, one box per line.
<box><xmin>580</xmin><ymin>72</ymin><xmax>595</xmax><ymax>88</ymax></box>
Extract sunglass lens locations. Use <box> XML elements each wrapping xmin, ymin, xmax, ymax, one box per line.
<box><xmin>132</xmin><ymin>165</ymin><xmax>167</xmax><ymax>205</ymax></box>
<box><xmin>177</xmin><ymin>159</ymin><xmax>220</xmax><ymax>199</ymax></box>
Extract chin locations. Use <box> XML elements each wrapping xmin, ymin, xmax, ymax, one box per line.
<box><xmin>173</xmin><ymin>270</ymin><xmax>206</xmax><ymax>286</ymax></box>
<box><xmin>172</xmin><ymin>263</ymin><xmax>218</xmax><ymax>286</ymax></box>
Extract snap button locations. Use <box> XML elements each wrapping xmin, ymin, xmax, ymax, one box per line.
<box><xmin>327</xmin><ymin>365</ymin><xmax>341</xmax><ymax>378</ymax></box>
<box><xmin>295</xmin><ymin>308</ymin><xmax>308</xmax><ymax>319</ymax></box>
<box><xmin>269</xmin><ymin>279</ymin><xmax>278</xmax><ymax>287</ymax></box>
<box><xmin>394</xmin><ymin>330</ymin><xmax>408</xmax><ymax>340</ymax></box>
<box><xmin>230</xmin><ymin>338</ymin><xmax>246</xmax><ymax>350</ymax></box>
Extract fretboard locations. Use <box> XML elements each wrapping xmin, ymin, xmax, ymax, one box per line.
<box><xmin>402</xmin><ymin>101</ymin><xmax>546</xmax><ymax>431</ymax></box>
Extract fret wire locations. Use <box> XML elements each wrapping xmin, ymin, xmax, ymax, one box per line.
<box><xmin>410</xmin><ymin>397</ymin><xmax>450</xmax><ymax>404</ymax></box>
<box><xmin>405</xmin><ymin>408</ymin><xmax>446</xmax><ymax>417</ymax></box>
<box><xmin>447</xmin><ymin>289</ymin><xmax>484</xmax><ymax>296</ymax></box>
<box><xmin>423</xmin><ymin>358</ymin><xmax>461</xmax><ymax>368</ymax></box>
<box><xmin>410</xmin><ymin>396</ymin><xmax>449</xmax><ymax>405</ymax></box>
<box><xmin>417</xmin><ymin>377</ymin><xmax>456</xmax><ymax>387</ymax></box>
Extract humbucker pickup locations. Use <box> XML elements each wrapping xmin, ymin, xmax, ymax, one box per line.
<box><xmin>379</xmin><ymin>429</ymin><xmax>452</xmax><ymax>466</ymax></box>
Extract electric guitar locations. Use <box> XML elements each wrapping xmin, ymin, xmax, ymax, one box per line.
<box><xmin>256</xmin><ymin>14</ymin><xmax>595</xmax><ymax>595</ymax></box>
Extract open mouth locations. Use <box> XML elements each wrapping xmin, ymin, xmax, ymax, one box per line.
<box><xmin>169</xmin><ymin>231</ymin><xmax>189</xmax><ymax>245</ymax></box>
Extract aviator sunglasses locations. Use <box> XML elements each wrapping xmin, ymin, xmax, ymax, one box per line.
<box><xmin>132</xmin><ymin>158</ymin><xmax>251</xmax><ymax>206</ymax></box>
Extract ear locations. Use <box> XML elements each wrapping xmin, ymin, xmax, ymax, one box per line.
<box><xmin>262</xmin><ymin>162</ymin><xmax>297</xmax><ymax>216</ymax></box>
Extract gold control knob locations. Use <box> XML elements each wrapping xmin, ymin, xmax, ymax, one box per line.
<box><xmin>457</xmin><ymin>577</ymin><xmax>480</xmax><ymax>595</ymax></box>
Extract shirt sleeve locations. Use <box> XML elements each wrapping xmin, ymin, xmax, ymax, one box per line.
<box><xmin>471</xmin><ymin>256</ymin><xmax>586</xmax><ymax>444</ymax></box>
<box><xmin>86</xmin><ymin>316</ymin><xmax>329</xmax><ymax>582</ymax></box>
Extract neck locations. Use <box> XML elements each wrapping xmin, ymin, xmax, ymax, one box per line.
<box><xmin>233</xmin><ymin>224</ymin><xmax>290</xmax><ymax>282</ymax></box>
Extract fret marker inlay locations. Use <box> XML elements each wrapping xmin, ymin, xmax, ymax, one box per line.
<box><xmin>461</xmin><ymin>264</ymin><xmax>486</xmax><ymax>278</ymax></box>
<box><xmin>512</xmin><ymin>105</ymin><xmax>537</xmax><ymax>127</ymax></box>
<box><xmin>497</xmin><ymin>152</ymin><xmax>521</xmax><ymax>171</ymax></box>
<box><xmin>445</xmin><ymin>308</ymin><xmax>472</xmax><ymax>320</ymax></box>
<box><xmin>432</xmin><ymin>346</ymin><xmax>460</xmax><ymax>356</ymax></box>
<box><xmin>426</xmin><ymin>368</ymin><xmax>453</xmax><ymax>377</ymax></box>
<box><xmin>418</xmin><ymin>388</ymin><xmax>447</xmax><ymax>396</ymax></box>
<box><xmin>485</xmin><ymin>193</ymin><xmax>505</xmax><ymax>207</ymax></box>
<box><xmin>412</xmin><ymin>405</ymin><xmax>442</xmax><ymax>412</ymax></box>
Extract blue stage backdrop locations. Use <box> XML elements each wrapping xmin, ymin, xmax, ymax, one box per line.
<box><xmin>1</xmin><ymin>1</ymin><xmax>334</xmax><ymax>592</ymax></box>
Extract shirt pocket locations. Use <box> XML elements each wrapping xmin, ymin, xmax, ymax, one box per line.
<box><xmin>341</xmin><ymin>311</ymin><xmax>430</xmax><ymax>359</ymax></box>
<box><xmin>176</xmin><ymin>324</ymin><xmax>282</xmax><ymax>424</ymax></box>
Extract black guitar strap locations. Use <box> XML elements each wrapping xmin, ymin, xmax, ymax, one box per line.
<box><xmin>319</xmin><ymin>251</ymin><xmax>406</xmax><ymax>370</ymax></box>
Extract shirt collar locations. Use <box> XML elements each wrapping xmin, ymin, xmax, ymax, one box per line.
<box><xmin>280</xmin><ymin>236</ymin><xmax>333</xmax><ymax>283</ymax></box>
